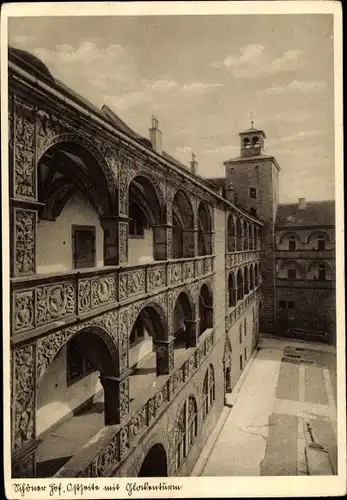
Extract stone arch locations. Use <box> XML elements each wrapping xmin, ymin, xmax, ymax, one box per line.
<box><xmin>129</xmin><ymin>302</ymin><xmax>168</xmax><ymax>342</ymax></box>
<box><xmin>307</xmin><ymin>231</ymin><xmax>331</xmax><ymax>245</ymax></box>
<box><xmin>228</xmin><ymin>271</ymin><xmax>237</xmax><ymax>307</ymax></box>
<box><xmin>173</xmin><ymin>290</ymin><xmax>196</xmax><ymax>349</ymax></box>
<box><xmin>237</xmin><ymin>268</ymin><xmax>244</xmax><ymax>301</ymax></box>
<box><xmin>278</xmin><ymin>231</ymin><xmax>302</xmax><ymax>244</ymax></box>
<box><xmin>244</xmin><ymin>265</ymin><xmax>249</xmax><ymax>294</ymax></box>
<box><xmin>199</xmin><ymin>282</ymin><xmax>214</xmax><ymax>334</ymax></box>
<box><xmin>36</xmin><ymin>323</ymin><xmax>119</xmax><ymax>383</ymax></box>
<box><xmin>128</xmin><ymin>172</ymin><xmax>165</xmax><ymax>224</ymax></box>
<box><xmin>197</xmin><ymin>200</ymin><xmax>213</xmax><ymax>256</ymax></box>
<box><xmin>307</xmin><ymin>260</ymin><xmax>333</xmax><ymax>281</ymax></box>
<box><xmin>172</xmin><ymin>189</ymin><xmax>195</xmax><ymax>258</ymax></box>
<box><xmin>137</xmin><ymin>443</ymin><xmax>168</xmax><ymax>477</ymax></box>
<box><xmin>173</xmin><ymin>393</ymin><xmax>199</xmax><ymax>472</ymax></box>
<box><xmin>227</xmin><ymin>213</ymin><xmax>236</xmax><ymax>252</ymax></box>
<box><xmin>236</xmin><ymin>217</ymin><xmax>243</xmax><ymax>251</ymax></box>
<box><xmin>280</xmin><ymin>260</ymin><xmax>306</xmax><ymax>278</ymax></box>
<box><xmin>37</xmin><ymin>132</ymin><xmax>117</xmax><ymax>215</ymax></box>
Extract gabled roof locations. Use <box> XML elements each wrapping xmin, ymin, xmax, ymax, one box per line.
<box><xmin>276</xmin><ymin>200</ymin><xmax>335</xmax><ymax>228</ymax></box>
<box><xmin>239</xmin><ymin>127</ymin><xmax>266</xmax><ymax>138</ymax></box>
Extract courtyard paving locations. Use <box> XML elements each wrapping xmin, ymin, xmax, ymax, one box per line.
<box><xmin>196</xmin><ymin>335</ymin><xmax>337</xmax><ymax>477</ymax></box>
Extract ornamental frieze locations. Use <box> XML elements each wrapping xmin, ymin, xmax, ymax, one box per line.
<box><xmin>36</xmin><ymin>282</ymin><xmax>75</xmax><ymax>325</ymax></box>
<box><xmin>147</xmin><ymin>265</ymin><xmax>166</xmax><ymax>292</ymax></box>
<box><xmin>183</xmin><ymin>260</ymin><xmax>195</xmax><ymax>280</ymax></box>
<box><xmin>118</xmin><ymin>307</ymin><xmax>129</xmax><ymax>374</ymax></box>
<box><xmin>14</xmin><ymin>100</ymin><xmax>36</xmax><ymax>199</ymax></box>
<box><xmin>91</xmin><ymin>275</ymin><xmax>117</xmax><ymax>309</ymax></box>
<box><xmin>14</xmin><ymin>290</ymin><xmax>34</xmax><ymax>333</ymax></box>
<box><xmin>128</xmin><ymin>407</ymin><xmax>146</xmax><ymax>446</ymax></box>
<box><xmin>96</xmin><ymin>436</ymin><xmax>120</xmax><ymax>477</ymax></box>
<box><xmin>14</xmin><ymin>209</ymin><xmax>36</xmax><ymax>276</ymax></box>
<box><xmin>78</xmin><ymin>279</ymin><xmax>91</xmax><ymax>312</ymax></box>
<box><xmin>118</xmin><ymin>222</ymin><xmax>128</xmax><ymax>264</ymax></box>
<box><xmin>169</xmin><ymin>263</ymin><xmax>183</xmax><ymax>285</ymax></box>
<box><xmin>13</xmin><ymin>345</ymin><xmax>35</xmax><ymax>449</ymax></box>
<box><xmin>195</xmin><ymin>259</ymin><xmax>204</xmax><ymax>278</ymax></box>
<box><xmin>120</xmin><ymin>378</ymin><xmax>130</xmax><ymax>421</ymax></box>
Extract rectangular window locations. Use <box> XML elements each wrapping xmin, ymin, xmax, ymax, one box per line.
<box><xmin>279</xmin><ymin>300</ymin><xmax>286</xmax><ymax>309</ymax></box>
<box><xmin>72</xmin><ymin>226</ymin><xmax>96</xmax><ymax>269</ymax></box>
<box><xmin>318</xmin><ymin>269</ymin><xmax>326</xmax><ymax>281</ymax></box>
<box><xmin>287</xmin><ymin>268</ymin><xmax>297</xmax><ymax>280</ymax></box>
<box><xmin>240</xmin><ymin>355</ymin><xmax>243</xmax><ymax>371</ymax></box>
<box><xmin>249</xmin><ymin>187</ymin><xmax>257</xmax><ymax>199</ymax></box>
<box><xmin>288</xmin><ymin>301</ymin><xmax>295</xmax><ymax>309</ymax></box>
<box><xmin>244</xmin><ymin>347</ymin><xmax>247</xmax><ymax>361</ymax></box>
<box><xmin>317</xmin><ymin>239</ymin><xmax>325</xmax><ymax>251</ymax></box>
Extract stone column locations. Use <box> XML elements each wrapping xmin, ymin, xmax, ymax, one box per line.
<box><xmin>100</xmin><ymin>370</ymin><xmax>131</xmax><ymax>425</ymax></box>
<box><xmin>154</xmin><ymin>337</ymin><xmax>175</xmax><ymax>375</ymax></box>
<box><xmin>152</xmin><ymin>224</ymin><xmax>173</xmax><ymax>260</ymax></box>
<box><xmin>185</xmin><ymin>319</ymin><xmax>199</xmax><ymax>347</ymax></box>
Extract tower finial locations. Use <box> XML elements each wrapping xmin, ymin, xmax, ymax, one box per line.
<box><xmin>250</xmin><ymin>111</ymin><xmax>254</xmax><ymax>128</ymax></box>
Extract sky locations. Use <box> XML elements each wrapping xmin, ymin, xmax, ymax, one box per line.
<box><xmin>8</xmin><ymin>14</ymin><xmax>335</xmax><ymax>203</ymax></box>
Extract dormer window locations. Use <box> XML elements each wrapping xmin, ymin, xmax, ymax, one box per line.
<box><xmin>288</xmin><ymin>235</ymin><xmax>296</xmax><ymax>251</ymax></box>
<box><xmin>317</xmin><ymin>235</ymin><xmax>326</xmax><ymax>251</ymax></box>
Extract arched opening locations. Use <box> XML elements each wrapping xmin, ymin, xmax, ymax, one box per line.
<box><xmin>174</xmin><ymin>396</ymin><xmax>198</xmax><ymax>471</ymax></box>
<box><xmin>244</xmin><ymin>266</ymin><xmax>249</xmax><ymax>294</ymax></box>
<box><xmin>172</xmin><ymin>190</ymin><xmax>194</xmax><ymax>259</ymax></box>
<box><xmin>128</xmin><ymin>175</ymin><xmax>163</xmax><ymax>265</ymax></box>
<box><xmin>237</xmin><ymin>269</ymin><xmax>244</xmax><ymax>301</ymax></box>
<box><xmin>202</xmin><ymin>365</ymin><xmax>215</xmax><ymax>419</ymax></box>
<box><xmin>307</xmin><ymin>231</ymin><xmax>330</xmax><ymax>251</ymax></box>
<box><xmin>250</xmin><ymin>265</ymin><xmax>255</xmax><ymax>290</ymax></box>
<box><xmin>228</xmin><ymin>272</ymin><xmax>237</xmax><ymax>307</ymax></box>
<box><xmin>227</xmin><ymin>214</ymin><xmax>236</xmax><ymax>252</ymax></box>
<box><xmin>308</xmin><ymin>261</ymin><xmax>332</xmax><ymax>281</ymax></box>
<box><xmin>251</xmin><ymin>136</ymin><xmax>260</xmax><ymax>147</ymax></box>
<box><xmin>279</xmin><ymin>261</ymin><xmax>305</xmax><ymax>280</ymax></box>
<box><xmin>255</xmin><ymin>263</ymin><xmax>259</xmax><ymax>286</ymax></box>
<box><xmin>198</xmin><ymin>201</ymin><xmax>212</xmax><ymax>256</ymax></box>
<box><xmin>138</xmin><ymin>443</ymin><xmax>168</xmax><ymax>477</ymax></box>
<box><xmin>278</xmin><ymin>232</ymin><xmax>300</xmax><ymax>251</ymax></box>
<box><xmin>225</xmin><ymin>366</ymin><xmax>231</xmax><ymax>394</ymax></box>
<box><xmin>243</xmin><ymin>221</ymin><xmax>249</xmax><ymax>251</ymax></box>
<box><xmin>236</xmin><ymin>218</ymin><xmax>243</xmax><ymax>251</ymax></box>
<box><xmin>173</xmin><ymin>292</ymin><xmax>195</xmax><ymax>356</ymax></box>
<box><xmin>37</xmin><ymin>141</ymin><xmax>115</xmax><ymax>273</ymax></box>
<box><xmin>128</xmin><ymin>305</ymin><xmax>167</xmax><ymax>393</ymax></box>
<box><xmin>199</xmin><ymin>284</ymin><xmax>213</xmax><ymax>335</ymax></box>
<box><xmin>249</xmin><ymin>225</ymin><xmax>254</xmax><ymax>250</ymax></box>
<box><xmin>243</xmin><ymin>137</ymin><xmax>250</xmax><ymax>149</ymax></box>
<box><xmin>35</xmin><ymin>327</ymin><xmax>118</xmax><ymax>477</ymax></box>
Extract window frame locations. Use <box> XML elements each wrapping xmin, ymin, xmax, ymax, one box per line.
<box><xmin>287</xmin><ymin>268</ymin><xmax>297</xmax><ymax>280</ymax></box>
<box><xmin>249</xmin><ymin>187</ymin><xmax>257</xmax><ymax>199</ymax></box>
<box><xmin>72</xmin><ymin>225</ymin><xmax>96</xmax><ymax>270</ymax></box>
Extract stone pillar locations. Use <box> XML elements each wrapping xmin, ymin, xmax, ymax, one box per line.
<box><xmin>100</xmin><ymin>216</ymin><xmax>119</xmax><ymax>266</ymax></box>
<box><xmin>183</xmin><ymin>229</ymin><xmax>197</xmax><ymax>258</ymax></box>
<box><xmin>100</xmin><ymin>371</ymin><xmax>131</xmax><ymax>425</ymax></box>
<box><xmin>154</xmin><ymin>337</ymin><xmax>175</xmax><ymax>375</ymax></box>
<box><xmin>118</xmin><ymin>217</ymin><xmax>129</xmax><ymax>265</ymax></box>
<box><xmin>185</xmin><ymin>319</ymin><xmax>199</xmax><ymax>347</ymax></box>
<box><xmin>152</xmin><ymin>224</ymin><xmax>173</xmax><ymax>260</ymax></box>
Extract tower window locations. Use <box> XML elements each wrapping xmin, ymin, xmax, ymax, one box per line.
<box><xmin>317</xmin><ymin>236</ymin><xmax>326</xmax><ymax>251</ymax></box>
<box><xmin>249</xmin><ymin>187</ymin><xmax>257</xmax><ymax>199</ymax></box>
<box><xmin>288</xmin><ymin>236</ymin><xmax>296</xmax><ymax>251</ymax></box>
<box><xmin>287</xmin><ymin>268</ymin><xmax>297</xmax><ymax>280</ymax></box>
<box><xmin>318</xmin><ymin>265</ymin><xmax>326</xmax><ymax>281</ymax></box>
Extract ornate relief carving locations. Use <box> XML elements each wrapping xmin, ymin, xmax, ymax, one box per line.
<box><xmin>119</xmin><ymin>378</ymin><xmax>129</xmax><ymax>421</ymax></box>
<box><xmin>96</xmin><ymin>436</ymin><xmax>119</xmax><ymax>477</ymax></box>
<box><xmin>166</xmin><ymin>227</ymin><xmax>173</xmax><ymax>259</ymax></box>
<box><xmin>36</xmin><ymin>282</ymin><xmax>75</xmax><ymax>325</ymax></box>
<box><xmin>13</xmin><ymin>345</ymin><xmax>35</xmax><ymax>449</ymax></box>
<box><xmin>166</xmin><ymin>183</ymin><xmax>175</xmax><ymax>224</ymax></box>
<box><xmin>128</xmin><ymin>298</ymin><xmax>146</xmax><ymax>333</ymax></box>
<box><xmin>118</xmin><ymin>308</ymin><xmax>129</xmax><ymax>374</ymax></box>
<box><xmin>9</xmin><ymin>94</ymin><xmax>14</xmax><ymax>158</ymax></box>
<box><xmin>128</xmin><ymin>407</ymin><xmax>146</xmax><ymax>445</ymax></box>
<box><xmin>14</xmin><ymin>100</ymin><xmax>36</xmax><ymax>199</ymax></box>
<box><xmin>119</xmin><ymin>426</ymin><xmax>130</xmax><ymax>458</ymax></box>
<box><xmin>205</xmin><ymin>257</ymin><xmax>213</xmax><ymax>274</ymax></box>
<box><xmin>14</xmin><ymin>291</ymin><xmax>34</xmax><ymax>333</ymax></box>
<box><xmin>128</xmin><ymin>269</ymin><xmax>146</xmax><ymax>296</ymax></box>
<box><xmin>168</xmin><ymin>341</ymin><xmax>175</xmax><ymax>372</ymax></box>
<box><xmin>147</xmin><ymin>397</ymin><xmax>156</xmax><ymax>424</ymax></box>
<box><xmin>15</xmin><ymin>209</ymin><xmax>36</xmax><ymax>276</ymax></box>
<box><xmin>147</xmin><ymin>265</ymin><xmax>166</xmax><ymax>291</ymax></box>
<box><xmin>12</xmin><ymin>452</ymin><xmax>35</xmax><ymax>478</ymax></box>
<box><xmin>36</xmin><ymin>330</ymin><xmax>67</xmax><ymax>381</ymax></box>
<box><xmin>183</xmin><ymin>260</ymin><xmax>195</xmax><ymax>280</ymax></box>
<box><xmin>118</xmin><ymin>222</ymin><xmax>128</xmax><ymax>264</ymax></box>
<box><xmin>118</xmin><ymin>273</ymin><xmax>128</xmax><ymax>301</ymax></box>
<box><xmin>91</xmin><ymin>276</ymin><xmax>116</xmax><ymax>308</ymax></box>
<box><xmin>195</xmin><ymin>259</ymin><xmax>204</xmax><ymax>277</ymax></box>
<box><xmin>169</xmin><ymin>263</ymin><xmax>183</xmax><ymax>285</ymax></box>
<box><xmin>78</xmin><ymin>279</ymin><xmax>91</xmax><ymax>312</ymax></box>
<box><xmin>36</xmin><ymin>109</ymin><xmax>70</xmax><ymax>158</ymax></box>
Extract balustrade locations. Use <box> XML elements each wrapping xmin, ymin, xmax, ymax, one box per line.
<box><xmin>11</xmin><ymin>256</ymin><xmax>214</xmax><ymax>338</ymax></box>
<box><xmin>225</xmin><ymin>250</ymin><xmax>261</xmax><ymax>269</ymax></box>
<box><xmin>226</xmin><ymin>287</ymin><xmax>261</xmax><ymax>331</ymax></box>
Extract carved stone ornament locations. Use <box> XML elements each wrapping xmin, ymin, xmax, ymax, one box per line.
<box><xmin>36</xmin><ymin>282</ymin><xmax>75</xmax><ymax>326</ymax></box>
<box><xmin>78</xmin><ymin>279</ymin><xmax>91</xmax><ymax>312</ymax></box>
<box><xmin>96</xmin><ymin>436</ymin><xmax>120</xmax><ymax>477</ymax></box>
<box><xmin>118</xmin><ymin>307</ymin><xmax>129</xmax><ymax>374</ymax></box>
<box><xmin>127</xmin><ymin>269</ymin><xmax>146</xmax><ymax>296</ymax></box>
<box><xmin>183</xmin><ymin>260</ymin><xmax>195</xmax><ymax>280</ymax></box>
<box><xmin>147</xmin><ymin>265</ymin><xmax>166</xmax><ymax>291</ymax></box>
<box><xmin>14</xmin><ymin>291</ymin><xmax>35</xmax><ymax>333</ymax></box>
<box><xmin>13</xmin><ymin>345</ymin><xmax>35</xmax><ymax>449</ymax></box>
<box><xmin>91</xmin><ymin>275</ymin><xmax>117</xmax><ymax>308</ymax></box>
<box><xmin>12</xmin><ymin>451</ymin><xmax>35</xmax><ymax>478</ymax></box>
<box><xmin>15</xmin><ymin>209</ymin><xmax>36</xmax><ymax>276</ymax></box>
<box><xmin>169</xmin><ymin>263</ymin><xmax>183</xmax><ymax>285</ymax></box>
<box><xmin>14</xmin><ymin>100</ymin><xmax>36</xmax><ymax>199</ymax></box>
<box><xmin>118</xmin><ymin>222</ymin><xmax>128</xmax><ymax>264</ymax></box>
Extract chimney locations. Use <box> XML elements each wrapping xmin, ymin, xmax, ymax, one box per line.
<box><xmin>298</xmin><ymin>197</ymin><xmax>306</xmax><ymax>210</ymax></box>
<box><xmin>190</xmin><ymin>152</ymin><xmax>198</xmax><ymax>175</ymax></box>
<box><xmin>149</xmin><ymin>115</ymin><xmax>162</xmax><ymax>154</ymax></box>
<box><xmin>225</xmin><ymin>180</ymin><xmax>235</xmax><ymax>204</ymax></box>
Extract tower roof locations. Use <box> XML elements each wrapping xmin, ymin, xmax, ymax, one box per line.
<box><xmin>239</xmin><ymin>126</ymin><xmax>266</xmax><ymax>138</ymax></box>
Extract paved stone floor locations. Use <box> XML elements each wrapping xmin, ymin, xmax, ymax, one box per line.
<box><xmin>199</xmin><ymin>336</ymin><xmax>337</xmax><ymax>477</ymax></box>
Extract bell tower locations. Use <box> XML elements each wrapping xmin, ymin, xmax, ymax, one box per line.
<box><xmin>224</xmin><ymin>122</ymin><xmax>280</xmax><ymax>334</ymax></box>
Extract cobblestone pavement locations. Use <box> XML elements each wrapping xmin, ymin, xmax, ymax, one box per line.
<box><xmin>199</xmin><ymin>336</ymin><xmax>337</xmax><ymax>476</ymax></box>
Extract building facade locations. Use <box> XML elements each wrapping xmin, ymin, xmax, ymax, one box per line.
<box><xmin>9</xmin><ymin>48</ymin><xmax>262</xmax><ymax>479</ymax></box>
